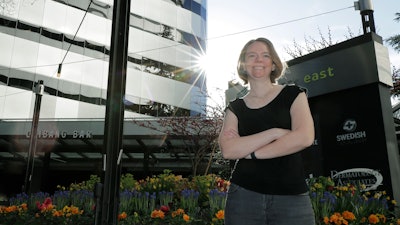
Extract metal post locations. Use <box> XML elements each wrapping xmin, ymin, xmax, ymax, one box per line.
<box><xmin>23</xmin><ymin>80</ymin><xmax>44</xmax><ymax>194</ymax></box>
<box><xmin>100</xmin><ymin>0</ymin><xmax>131</xmax><ymax>224</ymax></box>
<box><xmin>354</xmin><ymin>0</ymin><xmax>376</xmax><ymax>33</ymax></box>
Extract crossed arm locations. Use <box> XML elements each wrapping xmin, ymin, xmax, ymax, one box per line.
<box><xmin>218</xmin><ymin>92</ymin><xmax>315</xmax><ymax>160</ymax></box>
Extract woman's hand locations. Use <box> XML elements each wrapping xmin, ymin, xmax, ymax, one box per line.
<box><xmin>219</xmin><ymin>109</ymin><xmax>292</xmax><ymax>160</ymax></box>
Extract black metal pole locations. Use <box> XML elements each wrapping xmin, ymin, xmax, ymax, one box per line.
<box><xmin>354</xmin><ymin>0</ymin><xmax>376</xmax><ymax>34</ymax></box>
<box><xmin>100</xmin><ymin>0</ymin><xmax>131</xmax><ymax>224</ymax></box>
<box><xmin>361</xmin><ymin>10</ymin><xmax>376</xmax><ymax>34</ymax></box>
<box><xmin>23</xmin><ymin>80</ymin><xmax>44</xmax><ymax>194</ymax></box>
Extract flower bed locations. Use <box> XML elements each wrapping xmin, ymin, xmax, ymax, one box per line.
<box><xmin>0</xmin><ymin>172</ymin><xmax>399</xmax><ymax>225</ymax></box>
<box><xmin>309</xmin><ymin>176</ymin><xmax>400</xmax><ymax>225</ymax></box>
<box><xmin>0</xmin><ymin>170</ymin><xmax>228</xmax><ymax>225</ymax></box>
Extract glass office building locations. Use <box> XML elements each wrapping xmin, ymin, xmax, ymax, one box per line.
<box><xmin>0</xmin><ymin>0</ymin><xmax>208</xmax><ymax>195</ymax></box>
<box><xmin>0</xmin><ymin>0</ymin><xmax>207</xmax><ymax>118</ymax></box>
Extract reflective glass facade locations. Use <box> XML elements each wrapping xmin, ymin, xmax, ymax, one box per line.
<box><xmin>0</xmin><ymin>0</ymin><xmax>207</xmax><ymax>119</ymax></box>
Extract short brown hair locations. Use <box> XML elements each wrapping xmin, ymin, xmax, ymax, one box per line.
<box><xmin>237</xmin><ymin>37</ymin><xmax>285</xmax><ymax>84</ymax></box>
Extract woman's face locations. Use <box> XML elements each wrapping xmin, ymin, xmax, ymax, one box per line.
<box><xmin>244</xmin><ymin>41</ymin><xmax>274</xmax><ymax>82</ymax></box>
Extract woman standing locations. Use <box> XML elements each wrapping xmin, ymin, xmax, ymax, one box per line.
<box><xmin>218</xmin><ymin>37</ymin><xmax>315</xmax><ymax>225</ymax></box>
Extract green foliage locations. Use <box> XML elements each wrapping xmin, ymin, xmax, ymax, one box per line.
<box><xmin>57</xmin><ymin>174</ymin><xmax>100</xmax><ymax>191</ymax></box>
<box><xmin>386</xmin><ymin>12</ymin><xmax>400</xmax><ymax>53</ymax></box>
<box><xmin>120</xmin><ymin>173</ymin><xmax>137</xmax><ymax>190</ymax></box>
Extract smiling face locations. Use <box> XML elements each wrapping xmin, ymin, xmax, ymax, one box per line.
<box><xmin>243</xmin><ymin>41</ymin><xmax>275</xmax><ymax>83</ymax></box>
<box><xmin>237</xmin><ymin>38</ymin><xmax>284</xmax><ymax>84</ymax></box>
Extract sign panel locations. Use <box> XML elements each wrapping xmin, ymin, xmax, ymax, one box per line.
<box><xmin>283</xmin><ymin>33</ymin><xmax>400</xmax><ymax>202</ymax></box>
<box><xmin>306</xmin><ymin>84</ymin><xmax>393</xmax><ymax>194</ymax></box>
<box><xmin>281</xmin><ymin>34</ymin><xmax>392</xmax><ymax>98</ymax></box>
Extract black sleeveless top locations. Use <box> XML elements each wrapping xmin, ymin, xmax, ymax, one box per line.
<box><xmin>227</xmin><ymin>85</ymin><xmax>308</xmax><ymax>195</ymax></box>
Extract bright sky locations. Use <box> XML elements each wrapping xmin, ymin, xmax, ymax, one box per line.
<box><xmin>205</xmin><ymin>0</ymin><xmax>400</xmax><ymax>101</ymax></box>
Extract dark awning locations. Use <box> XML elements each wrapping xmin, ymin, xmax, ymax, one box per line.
<box><xmin>0</xmin><ymin>118</ymin><xmax>219</xmax><ymax>174</ymax></box>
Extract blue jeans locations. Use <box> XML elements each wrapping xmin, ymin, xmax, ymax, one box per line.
<box><xmin>224</xmin><ymin>183</ymin><xmax>316</xmax><ymax>225</ymax></box>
